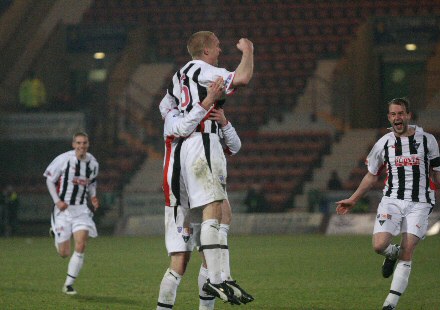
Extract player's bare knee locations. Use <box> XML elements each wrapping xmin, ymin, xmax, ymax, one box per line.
<box><xmin>75</xmin><ymin>241</ymin><xmax>87</xmax><ymax>253</ymax></box>
<box><xmin>373</xmin><ymin>243</ymin><xmax>388</xmax><ymax>255</ymax></box>
<box><xmin>58</xmin><ymin>249</ymin><xmax>70</xmax><ymax>258</ymax></box>
<box><xmin>170</xmin><ymin>252</ymin><xmax>190</xmax><ymax>275</ymax></box>
<box><xmin>398</xmin><ymin>246</ymin><xmax>414</xmax><ymax>261</ymax></box>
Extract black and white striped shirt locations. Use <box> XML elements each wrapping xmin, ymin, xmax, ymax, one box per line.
<box><xmin>167</xmin><ymin>59</ymin><xmax>235</xmax><ymax>136</ymax></box>
<box><xmin>366</xmin><ymin>126</ymin><xmax>440</xmax><ymax>204</ymax></box>
<box><xmin>44</xmin><ymin>150</ymin><xmax>99</xmax><ymax>205</ymax></box>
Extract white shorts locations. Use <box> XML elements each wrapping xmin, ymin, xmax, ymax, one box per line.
<box><xmin>51</xmin><ymin>204</ymin><xmax>98</xmax><ymax>244</ymax></box>
<box><xmin>180</xmin><ymin>133</ymin><xmax>227</xmax><ymax>209</ymax></box>
<box><xmin>164</xmin><ymin>206</ymin><xmax>201</xmax><ymax>255</ymax></box>
<box><xmin>373</xmin><ymin>196</ymin><xmax>432</xmax><ymax>239</ymax></box>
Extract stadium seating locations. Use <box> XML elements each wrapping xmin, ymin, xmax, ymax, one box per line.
<box><xmin>76</xmin><ymin>0</ymin><xmax>440</xmax><ymax>211</ymax></box>
<box><xmin>225</xmin><ymin>131</ymin><xmax>331</xmax><ymax>210</ymax></box>
<box><xmin>4</xmin><ymin>1</ymin><xmax>440</xmax><ymax>215</ymax></box>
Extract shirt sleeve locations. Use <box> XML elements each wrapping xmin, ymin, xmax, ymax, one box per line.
<box><xmin>46</xmin><ymin>178</ymin><xmax>60</xmax><ymax>204</ymax></box>
<box><xmin>202</xmin><ymin>67</ymin><xmax>236</xmax><ymax>95</ymax></box>
<box><xmin>164</xmin><ymin>104</ymin><xmax>210</xmax><ymax>138</ymax></box>
<box><xmin>427</xmin><ymin>133</ymin><xmax>440</xmax><ymax>171</ymax></box>
<box><xmin>159</xmin><ymin>92</ymin><xmax>178</xmax><ymax>120</ymax></box>
<box><xmin>221</xmin><ymin>122</ymin><xmax>241</xmax><ymax>155</ymax></box>
<box><xmin>366</xmin><ymin>138</ymin><xmax>386</xmax><ymax>176</ymax></box>
<box><xmin>91</xmin><ymin>158</ymin><xmax>99</xmax><ymax>184</ymax></box>
<box><xmin>88</xmin><ymin>182</ymin><xmax>97</xmax><ymax>197</ymax></box>
<box><xmin>43</xmin><ymin>154</ymin><xmax>64</xmax><ymax>183</ymax></box>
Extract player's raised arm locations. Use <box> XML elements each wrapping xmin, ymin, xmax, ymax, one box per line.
<box><xmin>232</xmin><ymin>38</ymin><xmax>254</xmax><ymax>88</ymax></box>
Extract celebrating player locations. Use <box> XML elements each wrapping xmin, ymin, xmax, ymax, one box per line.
<box><xmin>336</xmin><ymin>98</ymin><xmax>440</xmax><ymax>310</ymax></box>
<box><xmin>156</xmin><ymin>30</ymin><xmax>253</xmax><ymax>307</ymax></box>
<box><xmin>44</xmin><ymin>132</ymin><xmax>99</xmax><ymax>295</ymax></box>
<box><xmin>157</xmin><ymin>77</ymin><xmax>253</xmax><ymax>309</ymax></box>
<box><xmin>161</xmin><ymin>31</ymin><xmax>253</xmax><ymax>305</ymax></box>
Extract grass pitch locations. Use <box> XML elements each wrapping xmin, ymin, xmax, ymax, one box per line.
<box><xmin>0</xmin><ymin>234</ymin><xmax>439</xmax><ymax>309</ymax></box>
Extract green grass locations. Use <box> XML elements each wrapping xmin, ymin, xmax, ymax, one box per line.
<box><xmin>0</xmin><ymin>235</ymin><xmax>439</xmax><ymax>309</ymax></box>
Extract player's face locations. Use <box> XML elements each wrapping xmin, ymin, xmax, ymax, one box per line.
<box><xmin>206</xmin><ymin>34</ymin><xmax>221</xmax><ymax>66</ymax></box>
<box><xmin>388</xmin><ymin>103</ymin><xmax>411</xmax><ymax>136</ymax></box>
<box><xmin>72</xmin><ymin>135</ymin><xmax>89</xmax><ymax>159</ymax></box>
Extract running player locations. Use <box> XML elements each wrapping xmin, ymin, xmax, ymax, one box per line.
<box><xmin>336</xmin><ymin>98</ymin><xmax>440</xmax><ymax>310</ymax></box>
<box><xmin>44</xmin><ymin>132</ymin><xmax>99</xmax><ymax>295</ymax></box>
<box><xmin>163</xmin><ymin>30</ymin><xmax>253</xmax><ymax>304</ymax></box>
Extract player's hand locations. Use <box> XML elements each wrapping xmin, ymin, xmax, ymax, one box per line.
<box><xmin>236</xmin><ymin>38</ymin><xmax>254</xmax><ymax>54</ymax></box>
<box><xmin>209</xmin><ymin>108</ymin><xmax>228</xmax><ymax>127</ymax></box>
<box><xmin>91</xmin><ymin>196</ymin><xmax>99</xmax><ymax>211</ymax></box>
<box><xmin>56</xmin><ymin>200</ymin><xmax>68</xmax><ymax>211</ymax></box>
<box><xmin>335</xmin><ymin>199</ymin><xmax>355</xmax><ymax>215</ymax></box>
<box><xmin>206</xmin><ymin>77</ymin><xmax>224</xmax><ymax>101</ymax></box>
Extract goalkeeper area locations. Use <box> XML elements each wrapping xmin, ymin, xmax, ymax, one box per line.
<box><xmin>1</xmin><ymin>235</ymin><xmax>439</xmax><ymax>309</ymax></box>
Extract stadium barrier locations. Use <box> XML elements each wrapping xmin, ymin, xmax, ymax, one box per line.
<box><xmin>326</xmin><ymin>212</ymin><xmax>440</xmax><ymax>235</ymax></box>
<box><xmin>117</xmin><ymin>212</ymin><xmax>323</xmax><ymax>236</ymax></box>
<box><xmin>0</xmin><ymin>112</ymin><xmax>85</xmax><ymax>140</ymax></box>
<box><xmin>118</xmin><ymin>211</ymin><xmax>440</xmax><ymax>237</ymax></box>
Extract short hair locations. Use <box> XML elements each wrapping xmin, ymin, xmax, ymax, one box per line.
<box><xmin>187</xmin><ymin>31</ymin><xmax>215</xmax><ymax>59</ymax></box>
<box><xmin>387</xmin><ymin>97</ymin><xmax>410</xmax><ymax>113</ymax></box>
<box><xmin>72</xmin><ymin>131</ymin><xmax>88</xmax><ymax>141</ymax></box>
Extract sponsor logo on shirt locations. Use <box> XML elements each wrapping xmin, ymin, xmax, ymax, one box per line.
<box><xmin>395</xmin><ymin>155</ymin><xmax>420</xmax><ymax>167</ymax></box>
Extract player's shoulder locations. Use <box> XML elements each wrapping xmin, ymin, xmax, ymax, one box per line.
<box><xmin>86</xmin><ymin>152</ymin><xmax>98</xmax><ymax>164</ymax></box>
<box><xmin>47</xmin><ymin>150</ymin><xmax>74</xmax><ymax>168</ymax></box>
<box><xmin>54</xmin><ymin>150</ymin><xmax>74</xmax><ymax>161</ymax></box>
<box><xmin>416</xmin><ymin>126</ymin><xmax>436</xmax><ymax>140</ymax></box>
<box><xmin>192</xmin><ymin>60</ymin><xmax>229</xmax><ymax>74</ymax></box>
<box><xmin>376</xmin><ymin>130</ymin><xmax>394</xmax><ymax>145</ymax></box>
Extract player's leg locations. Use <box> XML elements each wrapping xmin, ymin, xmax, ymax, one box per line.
<box><xmin>62</xmin><ymin>229</ymin><xmax>89</xmax><ymax>295</ymax></box>
<box><xmin>219</xmin><ymin>199</ymin><xmax>232</xmax><ymax>282</ymax></box>
<box><xmin>198</xmin><ymin>254</ymin><xmax>216</xmax><ymax>310</ymax></box>
<box><xmin>157</xmin><ymin>252</ymin><xmax>191</xmax><ymax>310</ymax></box>
<box><xmin>58</xmin><ymin>207</ymin><xmax>97</xmax><ymax>295</ymax></box>
<box><xmin>51</xmin><ymin>212</ymin><xmax>71</xmax><ymax>257</ymax></box>
<box><xmin>200</xmin><ymin>201</ymin><xmax>223</xmax><ymax>284</ymax></box>
<box><xmin>382</xmin><ymin>233</ymin><xmax>419</xmax><ymax>309</ymax></box>
<box><xmin>372</xmin><ymin>197</ymin><xmax>403</xmax><ymax>278</ymax></box>
<box><xmin>200</xmin><ymin>201</ymin><xmax>239</xmax><ymax>305</ymax></box>
<box><xmin>157</xmin><ymin>205</ymin><xmax>195</xmax><ymax>309</ymax></box>
<box><xmin>56</xmin><ymin>241</ymin><xmax>71</xmax><ymax>258</ymax></box>
<box><xmin>181</xmin><ymin>134</ymin><xmax>238</xmax><ymax>304</ymax></box>
<box><xmin>220</xmin><ymin>200</ymin><xmax>254</xmax><ymax>304</ymax></box>
<box><xmin>373</xmin><ymin>232</ymin><xmax>400</xmax><ymax>278</ymax></box>
<box><xmin>191</xmin><ymin>223</ymin><xmax>216</xmax><ymax>309</ymax></box>
<box><xmin>382</xmin><ymin>203</ymin><xmax>429</xmax><ymax>309</ymax></box>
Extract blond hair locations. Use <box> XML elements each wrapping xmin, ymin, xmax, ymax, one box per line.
<box><xmin>72</xmin><ymin>131</ymin><xmax>88</xmax><ymax>141</ymax></box>
<box><xmin>187</xmin><ymin>31</ymin><xmax>215</xmax><ymax>59</ymax></box>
